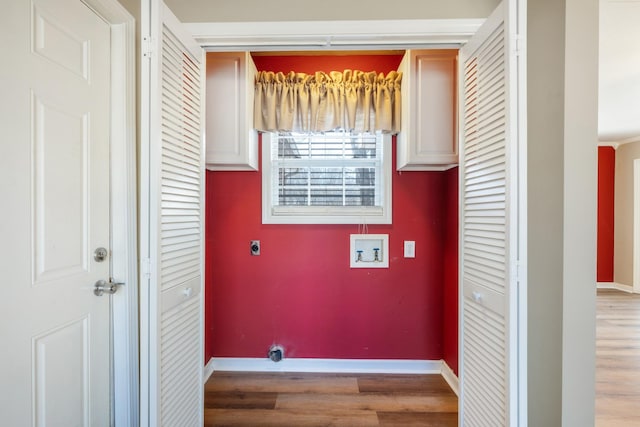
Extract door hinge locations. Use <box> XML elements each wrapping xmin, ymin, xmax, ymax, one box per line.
<box><xmin>514</xmin><ymin>34</ymin><xmax>524</xmax><ymax>57</ymax></box>
<box><xmin>513</xmin><ymin>260</ymin><xmax>526</xmax><ymax>283</ymax></box>
<box><xmin>141</xmin><ymin>258</ymin><xmax>152</xmax><ymax>280</ymax></box>
<box><xmin>142</xmin><ymin>37</ymin><xmax>154</xmax><ymax>58</ymax></box>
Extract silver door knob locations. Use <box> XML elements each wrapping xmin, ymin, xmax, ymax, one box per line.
<box><xmin>94</xmin><ymin>279</ymin><xmax>124</xmax><ymax>296</ymax></box>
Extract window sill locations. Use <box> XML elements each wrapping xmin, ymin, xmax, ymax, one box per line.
<box><xmin>262</xmin><ymin>206</ymin><xmax>392</xmax><ymax>225</ymax></box>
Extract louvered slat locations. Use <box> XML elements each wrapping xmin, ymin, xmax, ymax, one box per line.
<box><xmin>159</xmin><ymin>23</ymin><xmax>201</xmax><ymax>281</ymax></box>
<box><xmin>160</xmin><ymin>298</ymin><xmax>201</xmax><ymax>426</ymax></box>
<box><xmin>463</xmin><ymin>20</ymin><xmax>507</xmax><ymax>292</ymax></box>
<box><xmin>461</xmin><ymin>3</ymin><xmax>512</xmax><ymax>425</ymax></box>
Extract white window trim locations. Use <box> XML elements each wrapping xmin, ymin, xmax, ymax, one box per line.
<box><xmin>261</xmin><ymin>132</ymin><xmax>392</xmax><ymax>224</ymax></box>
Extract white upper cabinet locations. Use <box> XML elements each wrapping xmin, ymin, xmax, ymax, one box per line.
<box><xmin>205</xmin><ymin>52</ymin><xmax>258</xmax><ymax>171</ymax></box>
<box><xmin>397</xmin><ymin>49</ymin><xmax>458</xmax><ymax>171</ymax></box>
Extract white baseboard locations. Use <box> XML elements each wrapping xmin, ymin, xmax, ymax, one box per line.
<box><xmin>440</xmin><ymin>360</ymin><xmax>459</xmax><ymax>396</ymax></box>
<box><xmin>203</xmin><ymin>357</ymin><xmax>215</xmax><ymax>383</ymax></box>
<box><xmin>210</xmin><ymin>357</ymin><xmax>442</xmax><ymax>374</ymax></box>
<box><xmin>597</xmin><ymin>282</ymin><xmax>634</xmax><ymax>293</ymax></box>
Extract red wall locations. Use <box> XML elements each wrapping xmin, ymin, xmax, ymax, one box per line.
<box><xmin>204</xmin><ymin>53</ymin><xmax>458</xmax><ymax>362</ymax></box>
<box><xmin>442</xmin><ymin>167</ymin><xmax>458</xmax><ymax>374</ymax></box>
<box><xmin>597</xmin><ymin>146</ymin><xmax>615</xmax><ymax>282</ymax></box>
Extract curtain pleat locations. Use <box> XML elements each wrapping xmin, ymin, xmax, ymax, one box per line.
<box><xmin>254</xmin><ymin>69</ymin><xmax>402</xmax><ymax>134</ymax></box>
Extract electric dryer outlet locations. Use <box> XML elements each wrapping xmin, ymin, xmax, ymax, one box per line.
<box><xmin>250</xmin><ymin>240</ymin><xmax>260</xmax><ymax>256</ymax></box>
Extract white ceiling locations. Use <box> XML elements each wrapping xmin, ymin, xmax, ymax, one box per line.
<box><xmin>599</xmin><ymin>0</ymin><xmax>640</xmax><ymax>142</ymax></box>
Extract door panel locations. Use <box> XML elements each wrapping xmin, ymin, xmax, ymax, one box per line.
<box><xmin>33</xmin><ymin>318</ymin><xmax>90</xmax><ymax>425</ymax></box>
<box><xmin>141</xmin><ymin>1</ymin><xmax>205</xmax><ymax>425</ymax></box>
<box><xmin>0</xmin><ymin>0</ymin><xmax>112</xmax><ymax>424</ymax></box>
<box><xmin>459</xmin><ymin>1</ymin><xmax>523</xmax><ymax>425</ymax></box>
<box><xmin>32</xmin><ymin>94</ymin><xmax>91</xmax><ymax>283</ymax></box>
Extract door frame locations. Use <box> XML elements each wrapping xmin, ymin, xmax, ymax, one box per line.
<box><xmin>187</xmin><ymin>19</ymin><xmax>483</xmax><ymax>51</ymax></box>
<box><xmin>185</xmin><ymin>13</ymin><xmax>526</xmax><ymax>417</ymax></box>
<box><xmin>186</xmin><ymin>16</ymin><xmax>483</xmax><ymax>379</ymax></box>
<box><xmin>81</xmin><ymin>0</ymin><xmax>138</xmax><ymax>425</ymax></box>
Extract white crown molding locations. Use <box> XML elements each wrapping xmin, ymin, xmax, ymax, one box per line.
<box><xmin>620</xmin><ymin>135</ymin><xmax>640</xmax><ymax>144</ymax></box>
<box><xmin>186</xmin><ymin>19</ymin><xmax>484</xmax><ymax>51</ymax></box>
<box><xmin>598</xmin><ymin>141</ymin><xmax>621</xmax><ymax>149</ymax></box>
<box><xmin>599</xmin><ymin>135</ymin><xmax>640</xmax><ymax>148</ymax></box>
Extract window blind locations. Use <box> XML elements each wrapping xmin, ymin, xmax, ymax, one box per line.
<box><xmin>271</xmin><ymin>132</ymin><xmax>382</xmax><ymax>208</ymax></box>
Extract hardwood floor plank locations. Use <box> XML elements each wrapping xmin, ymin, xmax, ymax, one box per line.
<box><xmin>597</xmin><ymin>339</ymin><xmax>640</xmax><ymax>348</ymax></box>
<box><xmin>205</xmin><ymin>372</ymin><xmax>360</xmax><ymax>394</ymax></box>
<box><xmin>596</xmin><ymin>397</ymin><xmax>640</xmax><ymax>417</ymax></box>
<box><xmin>357</xmin><ymin>374</ymin><xmax>455</xmax><ymax>395</ymax></box>
<box><xmin>275</xmin><ymin>392</ymin><xmax>458</xmax><ymax>413</ymax></box>
<box><xmin>596</xmin><ymin>362</ymin><xmax>640</xmax><ymax>373</ymax></box>
<box><xmin>205</xmin><ymin>391</ymin><xmax>278</xmax><ymax>409</ymax></box>
<box><xmin>377</xmin><ymin>411</ymin><xmax>458</xmax><ymax>426</ymax></box>
<box><xmin>596</xmin><ymin>416</ymin><xmax>640</xmax><ymax>427</ymax></box>
<box><xmin>204</xmin><ymin>408</ymin><xmax>380</xmax><ymax>426</ymax></box>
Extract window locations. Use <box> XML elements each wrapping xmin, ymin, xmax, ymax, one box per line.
<box><xmin>262</xmin><ymin>131</ymin><xmax>392</xmax><ymax>224</ymax></box>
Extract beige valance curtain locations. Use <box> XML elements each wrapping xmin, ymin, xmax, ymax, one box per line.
<box><xmin>254</xmin><ymin>69</ymin><xmax>402</xmax><ymax>134</ymax></box>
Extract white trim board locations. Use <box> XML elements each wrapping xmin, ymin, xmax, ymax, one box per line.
<box><xmin>209</xmin><ymin>357</ymin><xmax>444</xmax><ymax>374</ymax></box>
<box><xmin>440</xmin><ymin>360</ymin><xmax>459</xmax><ymax>397</ymax></box>
<box><xmin>187</xmin><ymin>19</ymin><xmax>483</xmax><ymax>51</ymax></box>
<box><xmin>597</xmin><ymin>282</ymin><xmax>634</xmax><ymax>293</ymax></box>
<box><xmin>635</xmin><ymin>159</ymin><xmax>640</xmax><ymax>294</ymax></box>
<box><xmin>81</xmin><ymin>0</ymin><xmax>138</xmax><ymax>425</ymax></box>
<box><xmin>204</xmin><ymin>357</ymin><xmax>215</xmax><ymax>383</ymax></box>
<box><xmin>597</xmin><ymin>141</ymin><xmax>620</xmax><ymax>149</ymax></box>
<box><xmin>599</xmin><ymin>135</ymin><xmax>640</xmax><ymax>147</ymax></box>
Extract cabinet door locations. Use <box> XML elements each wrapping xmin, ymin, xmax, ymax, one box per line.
<box><xmin>397</xmin><ymin>50</ymin><xmax>457</xmax><ymax>171</ymax></box>
<box><xmin>205</xmin><ymin>52</ymin><xmax>258</xmax><ymax>171</ymax></box>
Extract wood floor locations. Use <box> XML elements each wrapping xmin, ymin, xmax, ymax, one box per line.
<box><xmin>204</xmin><ymin>372</ymin><xmax>457</xmax><ymax>426</ymax></box>
<box><xmin>596</xmin><ymin>289</ymin><xmax>640</xmax><ymax>426</ymax></box>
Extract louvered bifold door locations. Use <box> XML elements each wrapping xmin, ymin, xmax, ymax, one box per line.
<box><xmin>141</xmin><ymin>1</ymin><xmax>205</xmax><ymax>426</ymax></box>
<box><xmin>459</xmin><ymin>1</ymin><xmax>522</xmax><ymax>426</ymax></box>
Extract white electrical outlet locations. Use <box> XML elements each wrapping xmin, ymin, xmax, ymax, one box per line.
<box><xmin>404</xmin><ymin>240</ymin><xmax>416</xmax><ymax>258</ymax></box>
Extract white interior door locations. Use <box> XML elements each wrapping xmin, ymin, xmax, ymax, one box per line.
<box><xmin>459</xmin><ymin>0</ymin><xmax>526</xmax><ymax>425</ymax></box>
<box><xmin>140</xmin><ymin>1</ymin><xmax>205</xmax><ymax>426</ymax></box>
<box><xmin>0</xmin><ymin>0</ymin><xmax>114</xmax><ymax>424</ymax></box>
